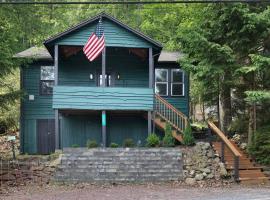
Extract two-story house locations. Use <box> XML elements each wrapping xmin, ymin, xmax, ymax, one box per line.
<box><xmin>15</xmin><ymin>12</ymin><xmax>189</xmax><ymax>154</ymax></box>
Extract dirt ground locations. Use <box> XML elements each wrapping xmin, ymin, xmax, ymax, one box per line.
<box><xmin>1</xmin><ymin>183</ymin><xmax>270</xmax><ymax>200</ymax></box>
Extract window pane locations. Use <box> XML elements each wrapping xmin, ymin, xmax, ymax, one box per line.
<box><xmin>41</xmin><ymin>66</ymin><xmax>54</xmax><ymax>80</ymax></box>
<box><xmin>172</xmin><ymin>69</ymin><xmax>183</xmax><ymax>82</ymax></box>
<box><xmin>172</xmin><ymin>83</ymin><xmax>183</xmax><ymax>96</ymax></box>
<box><xmin>155</xmin><ymin>69</ymin><xmax>168</xmax><ymax>82</ymax></box>
<box><xmin>155</xmin><ymin>83</ymin><xmax>167</xmax><ymax>95</ymax></box>
<box><xmin>41</xmin><ymin>81</ymin><xmax>54</xmax><ymax>95</ymax></box>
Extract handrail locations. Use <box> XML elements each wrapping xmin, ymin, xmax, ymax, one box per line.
<box><xmin>154</xmin><ymin>94</ymin><xmax>188</xmax><ymax>133</ymax></box>
<box><xmin>208</xmin><ymin>121</ymin><xmax>241</xmax><ymax>157</ymax></box>
<box><xmin>208</xmin><ymin>121</ymin><xmax>241</xmax><ymax>181</ymax></box>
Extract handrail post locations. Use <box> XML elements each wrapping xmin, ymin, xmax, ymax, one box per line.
<box><xmin>234</xmin><ymin>155</ymin><xmax>239</xmax><ymax>181</ymax></box>
<box><xmin>221</xmin><ymin>141</ymin><xmax>225</xmax><ymax>163</ymax></box>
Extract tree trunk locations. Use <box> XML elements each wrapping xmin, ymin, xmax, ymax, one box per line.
<box><xmin>219</xmin><ymin>73</ymin><xmax>232</xmax><ymax>134</ymax></box>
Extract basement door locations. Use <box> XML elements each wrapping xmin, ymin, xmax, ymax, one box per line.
<box><xmin>37</xmin><ymin>119</ymin><xmax>55</xmax><ymax>154</ymax></box>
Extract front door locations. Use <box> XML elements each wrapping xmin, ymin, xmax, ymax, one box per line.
<box><xmin>37</xmin><ymin>119</ymin><xmax>55</xmax><ymax>154</ymax></box>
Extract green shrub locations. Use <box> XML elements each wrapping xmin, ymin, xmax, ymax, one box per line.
<box><xmin>162</xmin><ymin>123</ymin><xmax>175</xmax><ymax>147</ymax></box>
<box><xmin>146</xmin><ymin>133</ymin><xmax>160</xmax><ymax>147</ymax></box>
<box><xmin>86</xmin><ymin>139</ymin><xmax>98</xmax><ymax>148</ymax></box>
<box><xmin>183</xmin><ymin>123</ymin><xmax>195</xmax><ymax>146</ymax></box>
<box><xmin>110</xmin><ymin>142</ymin><xmax>119</xmax><ymax>148</ymax></box>
<box><xmin>248</xmin><ymin>125</ymin><xmax>270</xmax><ymax>165</ymax></box>
<box><xmin>123</xmin><ymin>138</ymin><xmax>135</xmax><ymax>147</ymax></box>
<box><xmin>71</xmin><ymin>144</ymin><xmax>79</xmax><ymax>148</ymax></box>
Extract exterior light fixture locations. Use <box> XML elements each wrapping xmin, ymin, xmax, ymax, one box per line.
<box><xmin>89</xmin><ymin>73</ymin><xmax>94</xmax><ymax>80</ymax></box>
<box><xmin>117</xmin><ymin>74</ymin><xmax>120</xmax><ymax>80</ymax></box>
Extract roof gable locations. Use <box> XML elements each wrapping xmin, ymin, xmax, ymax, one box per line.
<box><xmin>44</xmin><ymin>12</ymin><xmax>162</xmax><ymax>55</ymax></box>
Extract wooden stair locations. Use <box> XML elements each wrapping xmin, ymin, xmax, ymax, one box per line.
<box><xmin>212</xmin><ymin>141</ymin><xmax>269</xmax><ymax>184</ymax></box>
<box><xmin>154</xmin><ymin>116</ymin><xmax>183</xmax><ymax>142</ymax></box>
<box><xmin>153</xmin><ymin>94</ymin><xmax>188</xmax><ymax>143</ymax></box>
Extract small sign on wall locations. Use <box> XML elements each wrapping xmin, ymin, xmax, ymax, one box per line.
<box><xmin>29</xmin><ymin>95</ymin><xmax>35</xmax><ymax>101</ymax></box>
<box><xmin>102</xmin><ymin>112</ymin><xmax>106</xmax><ymax>126</ymax></box>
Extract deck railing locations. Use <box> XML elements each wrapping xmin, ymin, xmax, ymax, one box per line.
<box><xmin>154</xmin><ymin>94</ymin><xmax>188</xmax><ymax>133</ymax></box>
<box><xmin>208</xmin><ymin>121</ymin><xmax>242</xmax><ymax>181</ymax></box>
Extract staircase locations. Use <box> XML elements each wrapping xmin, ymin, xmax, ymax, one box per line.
<box><xmin>212</xmin><ymin>141</ymin><xmax>269</xmax><ymax>184</ymax></box>
<box><xmin>54</xmin><ymin>148</ymin><xmax>183</xmax><ymax>182</ymax></box>
<box><xmin>154</xmin><ymin>94</ymin><xmax>188</xmax><ymax>142</ymax></box>
<box><xmin>208</xmin><ymin>121</ymin><xmax>269</xmax><ymax>184</ymax></box>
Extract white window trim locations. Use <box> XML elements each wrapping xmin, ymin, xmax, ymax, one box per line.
<box><xmin>155</xmin><ymin>69</ymin><xmax>169</xmax><ymax>96</ymax></box>
<box><xmin>171</xmin><ymin>69</ymin><xmax>185</xmax><ymax>97</ymax></box>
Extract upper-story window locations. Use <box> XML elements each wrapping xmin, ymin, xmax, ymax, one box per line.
<box><xmin>40</xmin><ymin>66</ymin><xmax>54</xmax><ymax>95</ymax></box>
<box><xmin>171</xmin><ymin>69</ymin><xmax>184</xmax><ymax>96</ymax></box>
<box><xmin>155</xmin><ymin>69</ymin><xmax>168</xmax><ymax>96</ymax></box>
<box><xmin>155</xmin><ymin>68</ymin><xmax>184</xmax><ymax>97</ymax></box>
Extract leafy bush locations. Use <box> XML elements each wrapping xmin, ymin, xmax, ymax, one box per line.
<box><xmin>123</xmin><ymin>138</ymin><xmax>135</xmax><ymax>147</ymax></box>
<box><xmin>162</xmin><ymin>123</ymin><xmax>175</xmax><ymax>147</ymax></box>
<box><xmin>71</xmin><ymin>144</ymin><xmax>79</xmax><ymax>148</ymax></box>
<box><xmin>183</xmin><ymin>123</ymin><xmax>195</xmax><ymax>146</ymax></box>
<box><xmin>248</xmin><ymin>126</ymin><xmax>270</xmax><ymax>165</ymax></box>
<box><xmin>146</xmin><ymin>133</ymin><xmax>160</xmax><ymax>147</ymax></box>
<box><xmin>110</xmin><ymin>142</ymin><xmax>119</xmax><ymax>148</ymax></box>
<box><xmin>86</xmin><ymin>139</ymin><xmax>98</xmax><ymax>148</ymax></box>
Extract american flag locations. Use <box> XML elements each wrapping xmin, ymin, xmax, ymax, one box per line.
<box><xmin>83</xmin><ymin>18</ymin><xmax>105</xmax><ymax>62</ymax></box>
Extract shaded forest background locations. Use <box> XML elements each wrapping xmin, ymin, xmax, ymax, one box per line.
<box><xmin>0</xmin><ymin>2</ymin><xmax>269</xmax><ymax>163</ymax></box>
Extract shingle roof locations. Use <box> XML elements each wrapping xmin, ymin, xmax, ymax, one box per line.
<box><xmin>13</xmin><ymin>46</ymin><xmax>52</xmax><ymax>60</ymax></box>
<box><xmin>158</xmin><ymin>51</ymin><xmax>183</xmax><ymax>62</ymax></box>
<box><xmin>14</xmin><ymin>46</ymin><xmax>182</xmax><ymax>63</ymax></box>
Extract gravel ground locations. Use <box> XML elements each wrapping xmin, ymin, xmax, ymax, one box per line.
<box><xmin>1</xmin><ymin>183</ymin><xmax>270</xmax><ymax>200</ymax></box>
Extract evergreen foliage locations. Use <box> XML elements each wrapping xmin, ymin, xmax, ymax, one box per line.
<box><xmin>183</xmin><ymin>123</ymin><xmax>195</xmax><ymax>146</ymax></box>
<box><xmin>86</xmin><ymin>140</ymin><xmax>98</xmax><ymax>148</ymax></box>
<box><xmin>146</xmin><ymin>133</ymin><xmax>160</xmax><ymax>147</ymax></box>
<box><xmin>162</xmin><ymin>123</ymin><xmax>175</xmax><ymax>147</ymax></box>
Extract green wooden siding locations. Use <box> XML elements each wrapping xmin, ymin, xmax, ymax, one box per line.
<box><xmin>58</xmin><ymin>48</ymin><xmax>148</xmax><ymax>87</ymax></box>
<box><xmin>155</xmin><ymin>63</ymin><xmax>189</xmax><ymax>117</ymax></box>
<box><xmin>53</xmin><ymin>86</ymin><xmax>154</xmax><ymax>111</ymax></box>
<box><xmin>56</xmin><ymin>19</ymin><xmax>152</xmax><ymax>48</ymax></box>
<box><xmin>60</xmin><ymin>113</ymin><xmax>147</xmax><ymax>147</ymax></box>
<box><xmin>60</xmin><ymin>114</ymin><xmax>102</xmax><ymax>147</ymax></box>
<box><xmin>22</xmin><ymin>62</ymin><xmax>55</xmax><ymax>153</ymax></box>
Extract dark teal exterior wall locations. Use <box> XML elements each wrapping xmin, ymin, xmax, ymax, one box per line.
<box><xmin>58</xmin><ymin>48</ymin><xmax>148</xmax><ymax>87</ymax></box>
<box><xmin>60</xmin><ymin>114</ymin><xmax>102</xmax><ymax>147</ymax></box>
<box><xmin>56</xmin><ymin>19</ymin><xmax>153</xmax><ymax>48</ymax></box>
<box><xmin>21</xmin><ymin>61</ymin><xmax>55</xmax><ymax>153</ymax></box>
<box><xmin>155</xmin><ymin>63</ymin><xmax>189</xmax><ymax>117</ymax></box>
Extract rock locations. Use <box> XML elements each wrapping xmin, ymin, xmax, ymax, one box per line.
<box><xmin>189</xmin><ymin>170</ymin><xmax>195</xmax><ymax>176</ymax></box>
<box><xmin>195</xmin><ymin>173</ymin><xmax>204</xmax><ymax>181</ymax></box>
<box><xmin>214</xmin><ymin>157</ymin><xmax>220</xmax><ymax>163</ymax></box>
<box><xmin>207</xmin><ymin>151</ymin><xmax>214</xmax><ymax>158</ymax></box>
<box><xmin>201</xmin><ymin>143</ymin><xmax>210</xmax><ymax>150</ymax></box>
<box><xmin>219</xmin><ymin>163</ymin><xmax>228</xmax><ymax>177</ymax></box>
<box><xmin>206</xmin><ymin>173</ymin><xmax>214</xmax><ymax>179</ymax></box>
<box><xmin>185</xmin><ymin>178</ymin><xmax>196</xmax><ymax>185</ymax></box>
<box><xmin>240</xmin><ymin>143</ymin><xmax>247</xmax><ymax>150</ymax></box>
<box><xmin>201</xmin><ymin>168</ymin><xmax>211</xmax><ymax>174</ymax></box>
<box><xmin>202</xmin><ymin>172</ymin><xmax>207</xmax><ymax>177</ymax></box>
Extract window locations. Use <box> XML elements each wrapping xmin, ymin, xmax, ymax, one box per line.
<box><xmin>155</xmin><ymin>69</ymin><xmax>168</xmax><ymax>96</ymax></box>
<box><xmin>40</xmin><ymin>66</ymin><xmax>54</xmax><ymax>95</ymax></box>
<box><xmin>171</xmin><ymin>69</ymin><xmax>184</xmax><ymax>96</ymax></box>
<box><xmin>98</xmin><ymin>74</ymin><xmax>112</xmax><ymax>87</ymax></box>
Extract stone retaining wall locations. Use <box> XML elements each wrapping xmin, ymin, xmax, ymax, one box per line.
<box><xmin>54</xmin><ymin>148</ymin><xmax>183</xmax><ymax>182</ymax></box>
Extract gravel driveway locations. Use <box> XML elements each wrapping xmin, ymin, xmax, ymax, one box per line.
<box><xmin>2</xmin><ymin>184</ymin><xmax>270</xmax><ymax>200</ymax></box>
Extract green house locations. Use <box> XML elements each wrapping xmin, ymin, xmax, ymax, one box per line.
<box><xmin>16</xmin><ymin>13</ymin><xmax>189</xmax><ymax>154</ymax></box>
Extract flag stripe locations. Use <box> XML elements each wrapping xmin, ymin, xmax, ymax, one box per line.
<box><xmin>87</xmin><ymin>35</ymin><xmax>104</xmax><ymax>58</ymax></box>
<box><xmin>85</xmin><ymin>36</ymin><xmax>102</xmax><ymax>57</ymax></box>
<box><xmin>83</xmin><ymin>33</ymin><xmax>96</xmax><ymax>51</ymax></box>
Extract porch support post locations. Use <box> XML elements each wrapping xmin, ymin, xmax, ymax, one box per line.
<box><xmin>148</xmin><ymin>47</ymin><xmax>153</xmax><ymax>135</ymax></box>
<box><xmin>102</xmin><ymin>48</ymin><xmax>106</xmax><ymax>147</ymax></box>
<box><xmin>54</xmin><ymin>45</ymin><xmax>60</xmax><ymax>150</ymax></box>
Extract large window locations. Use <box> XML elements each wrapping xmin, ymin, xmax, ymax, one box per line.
<box><xmin>40</xmin><ymin>66</ymin><xmax>54</xmax><ymax>95</ymax></box>
<box><xmin>155</xmin><ymin>69</ymin><xmax>168</xmax><ymax>96</ymax></box>
<box><xmin>171</xmin><ymin>69</ymin><xmax>184</xmax><ymax>96</ymax></box>
<box><xmin>155</xmin><ymin>68</ymin><xmax>185</xmax><ymax>97</ymax></box>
